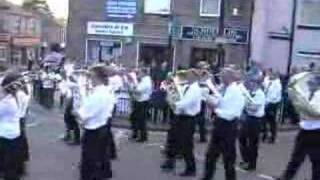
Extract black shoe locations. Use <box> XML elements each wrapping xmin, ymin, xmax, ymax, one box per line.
<box><xmin>136</xmin><ymin>138</ymin><xmax>147</xmax><ymax>143</ymax></box>
<box><xmin>179</xmin><ymin>170</ymin><xmax>196</xmax><ymax>177</ymax></box>
<box><xmin>103</xmin><ymin>170</ymin><xmax>113</xmax><ymax>179</ymax></box>
<box><xmin>199</xmin><ymin>139</ymin><xmax>207</xmax><ymax>143</ymax></box>
<box><xmin>161</xmin><ymin>162</ymin><xmax>175</xmax><ymax>172</ymax></box>
<box><xmin>239</xmin><ymin>163</ymin><xmax>256</xmax><ymax>171</ymax></box>
<box><xmin>268</xmin><ymin>139</ymin><xmax>276</xmax><ymax>144</ymax></box>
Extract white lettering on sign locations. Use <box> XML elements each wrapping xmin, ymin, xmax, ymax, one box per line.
<box><xmin>87</xmin><ymin>22</ymin><xmax>134</xmax><ymax>36</ymax></box>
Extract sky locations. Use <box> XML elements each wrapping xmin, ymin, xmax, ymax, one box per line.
<box><xmin>8</xmin><ymin>0</ymin><xmax>69</xmax><ymax>18</ymax></box>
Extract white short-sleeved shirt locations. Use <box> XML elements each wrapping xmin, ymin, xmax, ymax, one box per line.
<box><xmin>136</xmin><ymin>76</ymin><xmax>153</xmax><ymax>102</ymax></box>
<box><xmin>78</xmin><ymin>85</ymin><xmax>116</xmax><ymax>130</ymax></box>
<box><xmin>0</xmin><ymin>95</ymin><xmax>21</xmax><ymax>139</ymax></box>
<box><xmin>16</xmin><ymin>90</ymin><xmax>31</xmax><ymax>118</ymax></box>
<box><xmin>175</xmin><ymin>82</ymin><xmax>202</xmax><ymax>116</ymax></box>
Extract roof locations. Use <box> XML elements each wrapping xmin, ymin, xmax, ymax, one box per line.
<box><xmin>0</xmin><ymin>0</ymin><xmax>37</xmax><ymax>17</ymax></box>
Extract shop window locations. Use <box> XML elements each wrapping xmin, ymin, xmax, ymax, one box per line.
<box><xmin>86</xmin><ymin>39</ymin><xmax>122</xmax><ymax>65</ymax></box>
<box><xmin>144</xmin><ymin>0</ymin><xmax>171</xmax><ymax>15</ymax></box>
<box><xmin>0</xmin><ymin>48</ymin><xmax>6</xmax><ymax>61</ymax></box>
<box><xmin>299</xmin><ymin>0</ymin><xmax>320</xmax><ymax>27</ymax></box>
<box><xmin>200</xmin><ymin>0</ymin><xmax>221</xmax><ymax>17</ymax></box>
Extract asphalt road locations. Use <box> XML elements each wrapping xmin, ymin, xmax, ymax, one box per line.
<box><xmin>20</xmin><ymin>103</ymin><xmax>311</xmax><ymax>180</ymax></box>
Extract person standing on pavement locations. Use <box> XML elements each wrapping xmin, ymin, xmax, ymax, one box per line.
<box><xmin>263</xmin><ymin>71</ymin><xmax>282</xmax><ymax>143</ymax></box>
<box><xmin>201</xmin><ymin>67</ymin><xmax>246</xmax><ymax>180</ymax></box>
<box><xmin>161</xmin><ymin>69</ymin><xmax>202</xmax><ymax>177</ymax></box>
<box><xmin>0</xmin><ymin>72</ymin><xmax>26</xmax><ymax>180</ymax></box>
<box><xmin>75</xmin><ymin>65</ymin><xmax>116</xmax><ymax>180</ymax></box>
<box><xmin>238</xmin><ymin>73</ymin><xmax>266</xmax><ymax>171</ymax></box>
<box><xmin>16</xmin><ymin>78</ymin><xmax>32</xmax><ymax>174</ymax></box>
<box><xmin>277</xmin><ymin>73</ymin><xmax>320</xmax><ymax>180</ymax></box>
<box><xmin>130</xmin><ymin>68</ymin><xmax>152</xmax><ymax>142</ymax></box>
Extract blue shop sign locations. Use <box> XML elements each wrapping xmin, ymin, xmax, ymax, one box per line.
<box><xmin>105</xmin><ymin>0</ymin><xmax>137</xmax><ymax>18</ymax></box>
<box><xmin>181</xmin><ymin>26</ymin><xmax>218</xmax><ymax>41</ymax></box>
<box><xmin>224</xmin><ymin>28</ymin><xmax>249</xmax><ymax>44</ymax></box>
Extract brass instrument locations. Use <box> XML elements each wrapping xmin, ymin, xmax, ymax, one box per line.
<box><xmin>288</xmin><ymin>72</ymin><xmax>320</xmax><ymax>120</ymax></box>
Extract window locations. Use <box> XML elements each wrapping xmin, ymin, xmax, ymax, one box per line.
<box><xmin>200</xmin><ymin>0</ymin><xmax>221</xmax><ymax>17</ymax></box>
<box><xmin>144</xmin><ymin>0</ymin><xmax>171</xmax><ymax>15</ymax></box>
<box><xmin>0</xmin><ymin>47</ymin><xmax>7</xmax><ymax>61</ymax></box>
<box><xmin>299</xmin><ymin>0</ymin><xmax>320</xmax><ymax>26</ymax></box>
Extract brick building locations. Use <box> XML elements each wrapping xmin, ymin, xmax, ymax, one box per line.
<box><xmin>67</xmin><ymin>0</ymin><xmax>253</xmax><ymax>68</ymax></box>
<box><xmin>0</xmin><ymin>0</ymin><xmax>41</xmax><ymax>66</ymax></box>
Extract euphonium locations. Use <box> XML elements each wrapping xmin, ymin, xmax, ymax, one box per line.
<box><xmin>288</xmin><ymin>72</ymin><xmax>320</xmax><ymax>120</ymax></box>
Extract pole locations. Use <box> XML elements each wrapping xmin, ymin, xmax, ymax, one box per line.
<box><xmin>287</xmin><ymin>0</ymin><xmax>298</xmax><ymax>76</ymax></box>
<box><xmin>218</xmin><ymin>0</ymin><xmax>225</xmax><ymax>36</ymax></box>
<box><xmin>246</xmin><ymin>0</ymin><xmax>255</xmax><ymax>68</ymax></box>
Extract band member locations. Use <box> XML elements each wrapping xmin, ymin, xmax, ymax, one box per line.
<box><xmin>0</xmin><ymin>72</ymin><xmax>25</xmax><ymax>180</ymax></box>
<box><xmin>277</xmin><ymin>73</ymin><xmax>320</xmax><ymax>180</ymax></box>
<box><xmin>62</xmin><ymin>76</ymin><xmax>81</xmax><ymax>145</ymax></box>
<box><xmin>238</xmin><ymin>74</ymin><xmax>266</xmax><ymax>171</ymax></box>
<box><xmin>197</xmin><ymin>69</ymin><xmax>211</xmax><ymax>143</ymax></box>
<box><xmin>201</xmin><ymin>67</ymin><xmax>246</xmax><ymax>180</ymax></box>
<box><xmin>40</xmin><ymin>67</ymin><xmax>60</xmax><ymax>109</ymax></box>
<box><xmin>75</xmin><ymin>66</ymin><xmax>116</xmax><ymax>180</ymax></box>
<box><xmin>107</xmin><ymin>72</ymin><xmax>124</xmax><ymax>159</ymax></box>
<box><xmin>161</xmin><ymin>69</ymin><xmax>202</xmax><ymax>177</ymax></box>
<box><xmin>130</xmin><ymin>68</ymin><xmax>152</xmax><ymax>142</ymax></box>
<box><xmin>263</xmin><ymin>71</ymin><xmax>282</xmax><ymax>143</ymax></box>
<box><xmin>16</xmin><ymin>78</ymin><xmax>32</xmax><ymax>174</ymax></box>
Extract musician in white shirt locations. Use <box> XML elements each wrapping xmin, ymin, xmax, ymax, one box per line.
<box><xmin>201</xmin><ymin>67</ymin><xmax>246</xmax><ymax>180</ymax></box>
<box><xmin>75</xmin><ymin>66</ymin><xmax>116</xmax><ymax>180</ymax></box>
<box><xmin>16</xmin><ymin>79</ymin><xmax>32</xmax><ymax>174</ymax></box>
<box><xmin>277</xmin><ymin>74</ymin><xmax>320</xmax><ymax>180</ymax></box>
<box><xmin>238</xmin><ymin>77</ymin><xmax>266</xmax><ymax>171</ymax></box>
<box><xmin>0</xmin><ymin>72</ymin><xmax>25</xmax><ymax>180</ymax></box>
<box><xmin>263</xmin><ymin>72</ymin><xmax>282</xmax><ymax>143</ymax></box>
<box><xmin>130</xmin><ymin>68</ymin><xmax>152</xmax><ymax>142</ymax></box>
<box><xmin>161</xmin><ymin>69</ymin><xmax>201</xmax><ymax>177</ymax></box>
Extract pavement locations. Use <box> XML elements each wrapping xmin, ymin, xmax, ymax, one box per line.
<box><xmin>17</xmin><ymin>102</ymin><xmax>312</xmax><ymax>180</ymax></box>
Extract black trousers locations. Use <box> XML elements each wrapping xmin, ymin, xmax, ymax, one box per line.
<box><xmin>40</xmin><ymin>88</ymin><xmax>55</xmax><ymax>109</ymax></box>
<box><xmin>196</xmin><ymin>102</ymin><xmax>208</xmax><ymax>142</ymax></box>
<box><xmin>130</xmin><ymin>101</ymin><xmax>149</xmax><ymax>141</ymax></box>
<box><xmin>166</xmin><ymin>115</ymin><xmax>196</xmax><ymax>172</ymax></box>
<box><xmin>239</xmin><ymin>116</ymin><xmax>262</xmax><ymax>168</ymax></box>
<box><xmin>107</xmin><ymin>119</ymin><xmax>117</xmax><ymax>159</ymax></box>
<box><xmin>81</xmin><ymin>125</ymin><xmax>110</xmax><ymax>180</ymax></box>
<box><xmin>0</xmin><ymin>136</ymin><xmax>23</xmax><ymax>180</ymax></box>
<box><xmin>281</xmin><ymin>129</ymin><xmax>320</xmax><ymax>180</ymax></box>
<box><xmin>203</xmin><ymin>118</ymin><xmax>237</xmax><ymax>180</ymax></box>
<box><xmin>263</xmin><ymin>103</ymin><xmax>279</xmax><ymax>142</ymax></box>
<box><xmin>64</xmin><ymin>104</ymin><xmax>80</xmax><ymax>143</ymax></box>
<box><xmin>20</xmin><ymin>118</ymin><xmax>29</xmax><ymax>162</ymax></box>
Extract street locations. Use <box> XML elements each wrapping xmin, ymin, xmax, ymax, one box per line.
<box><xmin>22</xmin><ymin>103</ymin><xmax>311</xmax><ymax>180</ymax></box>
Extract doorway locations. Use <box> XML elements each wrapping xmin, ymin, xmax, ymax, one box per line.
<box><xmin>190</xmin><ymin>47</ymin><xmax>217</xmax><ymax>67</ymax></box>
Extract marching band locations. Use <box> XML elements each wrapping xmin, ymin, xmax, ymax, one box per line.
<box><xmin>0</xmin><ymin>57</ymin><xmax>318</xmax><ymax>180</ymax></box>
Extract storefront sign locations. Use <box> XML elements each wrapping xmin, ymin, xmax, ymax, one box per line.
<box><xmin>224</xmin><ymin>28</ymin><xmax>249</xmax><ymax>44</ymax></box>
<box><xmin>87</xmin><ymin>22</ymin><xmax>134</xmax><ymax>36</ymax></box>
<box><xmin>181</xmin><ymin>26</ymin><xmax>218</xmax><ymax>41</ymax></box>
<box><xmin>105</xmin><ymin>0</ymin><xmax>137</xmax><ymax>18</ymax></box>
<box><xmin>12</xmin><ymin>37</ymin><xmax>40</xmax><ymax>46</ymax></box>
<box><xmin>0</xmin><ymin>33</ymin><xmax>10</xmax><ymax>42</ymax></box>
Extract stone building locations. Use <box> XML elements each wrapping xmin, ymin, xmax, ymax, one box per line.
<box><xmin>251</xmin><ymin>0</ymin><xmax>320</xmax><ymax>74</ymax></box>
<box><xmin>0</xmin><ymin>0</ymin><xmax>41</xmax><ymax>66</ymax></box>
<box><xmin>67</xmin><ymin>0</ymin><xmax>253</xmax><ymax>68</ymax></box>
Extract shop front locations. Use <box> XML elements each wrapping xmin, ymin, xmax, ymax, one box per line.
<box><xmin>11</xmin><ymin>36</ymin><xmax>40</xmax><ymax>66</ymax></box>
<box><xmin>86</xmin><ymin>21</ymin><xmax>133</xmax><ymax>65</ymax></box>
<box><xmin>0</xmin><ymin>33</ymin><xmax>10</xmax><ymax>62</ymax></box>
<box><xmin>138</xmin><ymin>43</ymin><xmax>173</xmax><ymax>67</ymax></box>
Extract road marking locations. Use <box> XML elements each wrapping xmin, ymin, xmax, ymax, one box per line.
<box><xmin>258</xmin><ymin>174</ymin><xmax>276</xmax><ymax>180</ymax></box>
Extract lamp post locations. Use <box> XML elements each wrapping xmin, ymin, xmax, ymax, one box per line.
<box><xmin>168</xmin><ymin>15</ymin><xmax>174</xmax><ymax>72</ymax></box>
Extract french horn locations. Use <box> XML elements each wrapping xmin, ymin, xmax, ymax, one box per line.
<box><xmin>288</xmin><ymin>72</ymin><xmax>320</xmax><ymax>120</ymax></box>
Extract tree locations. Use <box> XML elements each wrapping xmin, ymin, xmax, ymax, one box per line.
<box><xmin>23</xmin><ymin>0</ymin><xmax>52</xmax><ymax>15</ymax></box>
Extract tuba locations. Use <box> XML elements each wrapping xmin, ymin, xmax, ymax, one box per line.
<box><xmin>288</xmin><ymin>72</ymin><xmax>320</xmax><ymax>120</ymax></box>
